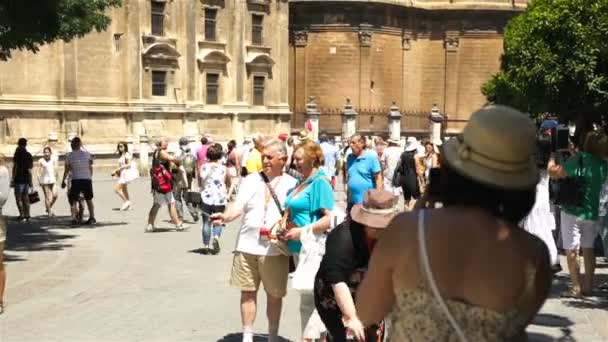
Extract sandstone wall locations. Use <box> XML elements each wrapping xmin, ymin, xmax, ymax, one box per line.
<box><xmin>0</xmin><ymin>0</ymin><xmax>291</xmax><ymax>156</ymax></box>
<box><xmin>289</xmin><ymin>1</ymin><xmax>523</xmax><ymax>135</ymax></box>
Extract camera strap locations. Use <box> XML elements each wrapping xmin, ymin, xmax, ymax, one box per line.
<box><xmin>260</xmin><ymin>172</ymin><xmax>285</xmax><ymax>216</ymax></box>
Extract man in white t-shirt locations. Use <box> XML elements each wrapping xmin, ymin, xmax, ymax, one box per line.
<box><xmin>212</xmin><ymin>139</ymin><xmax>297</xmax><ymax>342</ymax></box>
<box><xmin>382</xmin><ymin>138</ymin><xmax>403</xmax><ymax>198</ymax></box>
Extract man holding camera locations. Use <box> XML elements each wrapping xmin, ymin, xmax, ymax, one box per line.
<box><xmin>212</xmin><ymin>138</ymin><xmax>297</xmax><ymax>342</ymax></box>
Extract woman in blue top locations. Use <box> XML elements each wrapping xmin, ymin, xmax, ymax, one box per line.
<box><xmin>284</xmin><ymin>141</ymin><xmax>335</xmax><ymax>342</ymax></box>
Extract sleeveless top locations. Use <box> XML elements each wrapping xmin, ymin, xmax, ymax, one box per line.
<box><xmin>39</xmin><ymin>158</ymin><xmax>57</xmax><ymax>185</ymax></box>
<box><xmin>389</xmin><ymin>211</ymin><xmax>537</xmax><ymax>341</ymax></box>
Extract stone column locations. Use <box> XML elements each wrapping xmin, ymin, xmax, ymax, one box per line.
<box><xmin>358</xmin><ymin>25</ymin><xmax>372</xmax><ymax>109</ymax></box>
<box><xmin>306</xmin><ymin>96</ymin><xmax>320</xmax><ymax>142</ymax></box>
<box><xmin>429</xmin><ymin>104</ymin><xmax>444</xmax><ymax>145</ymax></box>
<box><xmin>342</xmin><ymin>98</ymin><xmax>357</xmax><ymax>140</ymax></box>
<box><xmin>388</xmin><ymin>102</ymin><xmax>402</xmax><ymax>142</ymax></box>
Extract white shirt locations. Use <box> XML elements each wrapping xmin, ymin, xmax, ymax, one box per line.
<box><xmin>39</xmin><ymin>158</ymin><xmax>57</xmax><ymax>185</ymax></box>
<box><xmin>200</xmin><ymin>163</ymin><xmax>227</xmax><ymax>206</ymax></box>
<box><xmin>233</xmin><ymin>172</ymin><xmax>297</xmax><ymax>256</ymax></box>
<box><xmin>382</xmin><ymin>146</ymin><xmax>402</xmax><ymax>182</ymax></box>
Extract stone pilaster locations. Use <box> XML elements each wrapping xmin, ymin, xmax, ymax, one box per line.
<box><xmin>342</xmin><ymin>98</ymin><xmax>357</xmax><ymax>140</ymax></box>
<box><xmin>138</xmin><ymin>134</ymin><xmax>151</xmax><ymax>174</ymax></box>
<box><xmin>293</xmin><ymin>30</ymin><xmax>308</xmax><ymax>110</ymax></box>
<box><xmin>358</xmin><ymin>25</ymin><xmax>372</xmax><ymax>109</ymax></box>
<box><xmin>444</xmin><ymin>32</ymin><xmax>460</xmax><ymax>123</ymax></box>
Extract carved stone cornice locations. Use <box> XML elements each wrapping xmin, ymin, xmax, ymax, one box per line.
<box><xmin>293</xmin><ymin>30</ymin><xmax>308</xmax><ymax>47</ymax></box>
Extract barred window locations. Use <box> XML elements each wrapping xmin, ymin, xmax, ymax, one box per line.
<box><xmin>204</xmin><ymin>8</ymin><xmax>217</xmax><ymax>41</ymax></box>
<box><xmin>253</xmin><ymin>76</ymin><xmax>264</xmax><ymax>106</ymax></box>
<box><xmin>151</xmin><ymin>1</ymin><xmax>166</xmax><ymax>36</ymax></box>
<box><xmin>206</xmin><ymin>73</ymin><xmax>219</xmax><ymax>104</ymax></box>
<box><xmin>152</xmin><ymin>70</ymin><xmax>167</xmax><ymax>96</ymax></box>
<box><xmin>252</xmin><ymin>15</ymin><xmax>263</xmax><ymax>45</ymax></box>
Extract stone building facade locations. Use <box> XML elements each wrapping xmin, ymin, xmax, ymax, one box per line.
<box><xmin>0</xmin><ymin>0</ymin><xmax>290</xmax><ymax>156</ymax></box>
<box><xmin>289</xmin><ymin>0</ymin><xmax>528</xmax><ymax>136</ymax></box>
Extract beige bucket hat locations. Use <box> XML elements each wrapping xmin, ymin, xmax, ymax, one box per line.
<box><xmin>350</xmin><ymin>189</ymin><xmax>399</xmax><ymax>229</ymax></box>
<box><xmin>442</xmin><ymin>105</ymin><xmax>539</xmax><ymax>190</ymax></box>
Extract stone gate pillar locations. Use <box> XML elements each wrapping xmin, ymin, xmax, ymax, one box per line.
<box><xmin>342</xmin><ymin>98</ymin><xmax>357</xmax><ymax>140</ymax></box>
<box><xmin>429</xmin><ymin>104</ymin><xmax>444</xmax><ymax>145</ymax></box>
<box><xmin>306</xmin><ymin>96</ymin><xmax>320</xmax><ymax>142</ymax></box>
<box><xmin>388</xmin><ymin>101</ymin><xmax>402</xmax><ymax>142</ymax></box>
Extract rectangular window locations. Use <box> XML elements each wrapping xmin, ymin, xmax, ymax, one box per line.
<box><xmin>151</xmin><ymin>1</ymin><xmax>166</xmax><ymax>36</ymax></box>
<box><xmin>206</xmin><ymin>73</ymin><xmax>219</xmax><ymax>104</ymax></box>
<box><xmin>252</xmin><ymin>14</ymin><xmax>263</xmax><ymax>45</ymax></box>
<box><xmin>253</xmin><ymin>76</ymin><xmax>265</xmax><ymax>105</ymax></box>
<box><xmin>152</xmin><ymin>70</ymin><xmax>167</xmax><ymax>96</ymax></box>
<box><xmin>113</xmin><ymin>33</ymin><xmax>123</xmax><ymax>52</ymax></box>
<box><xmin>204</xmin><ymin>8</ymin><xmax>217</xmax><ymax>41</ymax></box>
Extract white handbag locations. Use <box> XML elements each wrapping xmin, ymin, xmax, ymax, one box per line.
<box><xmin>291</xmin><ymin>227</ymin><xmax>326</xmax><ymax>292</ymax></box>
<box><xmin>121</xmin><ymin>161</ymin><xmax>140</xmax><ymax>183</ymax></box>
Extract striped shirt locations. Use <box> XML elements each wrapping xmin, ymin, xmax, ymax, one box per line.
<box><xmin>66</xmin><ymin>149</ymin><xmax>93</xmax><ymax>180</ymax></box>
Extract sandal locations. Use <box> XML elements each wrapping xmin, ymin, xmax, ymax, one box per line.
<box><xmin>560</xmin><ymin>289</ymin><xmax>583</xmax><ymax>299</ymax></box>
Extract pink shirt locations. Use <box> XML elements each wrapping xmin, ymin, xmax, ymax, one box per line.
<box><xmin>196</xmin><ymin>144</ymin><xmax>209</xmax><ymax>170</ymax></box>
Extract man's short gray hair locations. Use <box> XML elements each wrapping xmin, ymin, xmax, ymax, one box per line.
<box><xmin>264</xmin><ymin>138</ymin><xmax>288</xmax><ymax>157</ymax></box>
<box><xmin>155</xmin><ymin>137</ymin><xmax>168</xmax><ymax>147</ymax></box>
<box><xmin>252</xmin><ymin>132</ymin><xmax>266</xmax><ymax>146</ymax></box>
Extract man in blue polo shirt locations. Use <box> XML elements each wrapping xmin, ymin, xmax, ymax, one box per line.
<box><xmin>345</xmin><ymin>134</ymin><xmax>383</xmax><ymax>211</ymax></box>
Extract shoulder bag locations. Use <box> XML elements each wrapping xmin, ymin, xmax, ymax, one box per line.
<box><xmin>554</xmin><ymin>155</ymin><xmax>586</xmax><ymax>207</ymax></box>
<box><xmin>260</xmin><ymin>172</ymin><xmax>296</xmax><ymax>272</ymax></box>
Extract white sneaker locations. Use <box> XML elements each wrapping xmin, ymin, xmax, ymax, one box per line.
<box><xmin>175</xmin><ymin>223</ymin><xmax>189</xmax><ymax>231</ymax></box>
<box><xmin>121</xmin><ymin>201</ymin><xmax>132</xmax><ymax>211</ymax></box>
<box><xmin>145</xmin><ymin>224</ymin><xmax>155</xmax><ymax>233</ymax></box>
<box><xmin>242</xmin><ymin>331</ymin><xmax>253</xmax><ymax>342</ymax></box>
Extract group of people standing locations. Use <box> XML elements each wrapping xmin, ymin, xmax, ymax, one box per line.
<box><xmin>208</xmin><ymin>105</ymin><xmax>562</xmax><ymax>342</ymax></box>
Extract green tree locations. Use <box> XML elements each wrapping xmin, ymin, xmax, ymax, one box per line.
<box><xmin>483</xmin><ymin>0</ymin><xmax>608</xmax><ymax>128</ymax></box>
<box><xmin>0</xmin><ymin>0</ymin><xmax>122</xmax><ymax>60</ymax></box>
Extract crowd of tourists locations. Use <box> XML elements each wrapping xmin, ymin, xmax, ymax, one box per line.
<box><xmin>0</xmin><ymin>104</ymin><xmax>607</xmax><ymax>341</ymax></box>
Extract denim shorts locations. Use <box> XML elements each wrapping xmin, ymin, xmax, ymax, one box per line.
<box><xmin>14</xmin><ymin>183</ymin><xmax>29</xmax><ymax>196</ymax></box>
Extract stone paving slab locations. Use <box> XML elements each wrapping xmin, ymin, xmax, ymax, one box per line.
<box><xmin>0</xmin><ymin>177</ymin><xmax>606</xmax><ymax>341</ymax></box>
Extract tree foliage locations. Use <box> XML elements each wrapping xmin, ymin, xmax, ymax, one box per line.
<box><xmin>0</xmin><ymin>0</ymin><xmax>122</xmax><ymax>60</ymax></box>
<box><xmin>482</xmin><ymin>0</ymin><xmax>608</xmax><ymax>123</ymax></box>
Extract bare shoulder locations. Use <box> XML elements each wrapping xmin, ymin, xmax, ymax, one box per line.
<box><xmin>378</xmin><ymin>211</ymin><xmax>419</xmax><ymax>254</ymax></box>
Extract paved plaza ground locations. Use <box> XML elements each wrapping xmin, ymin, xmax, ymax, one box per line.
<box><xmin>0</xmin><ymin>177</ymin><xmax>607</xmax><ymax>341</ymax></box>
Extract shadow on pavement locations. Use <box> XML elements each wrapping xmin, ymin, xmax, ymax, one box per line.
<box><xmin>217</xmin><ymin>333</ymin><xmax>291</xmax><ymax>342</ymax></box>
<box><xmin>529</xmin><ymin>314</ymin><xmax>575</xmax><ymax>342</ymax></box>
<box><xmin>3</xmin><ymin>214</ymin><xmax>127</xmax><ymax>262</ymax></box>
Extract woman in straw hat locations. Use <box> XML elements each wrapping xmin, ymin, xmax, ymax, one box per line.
<box><xmin>356</xmin><ymin>106</ymin><xmax>552</xmax><ymax>341</ymax></box>
<box><xmin>314</xmin><ymin>189</ymin><xmax>396</xmax><ymax>342</ymax></box>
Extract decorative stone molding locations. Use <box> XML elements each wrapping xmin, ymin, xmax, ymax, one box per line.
<box><xmin>197</xmin><ymin>49</ymin><xmax>231</xmax><ymax>71</ymax></box>
<box><xmin>245</xmin><ymin>53</ymin><xmax>275</xmax><ymax>75</ymax></box>
<box><xmin>293</xmin><ymin>30</ymin><xmax>308</xmax><ymax>47</ymax></box>
<box><xmin>247</xmin><ymin>0</ymin><xmax>269</xmax><ymax>13</ymax></box>
<box><xmin>358</xmin><ymin>28</ymin><xmax>372</xmax><ymax>47</ymax></box>
<box><xmin>142</xmin><ymin>43</ymin><xmax>181</xmax><ymax>68</ymax></box>
<box><xmin>444</xmin><ymin>35</ymin><xmax>460</xmax><ymax>51</ymax></box>
<box><xmin>402</xmin><ymin>33</ymin><xmax>412</xmax><ymax>51</ymax></box>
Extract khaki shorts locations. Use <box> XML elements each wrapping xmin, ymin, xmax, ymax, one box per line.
<box><xmin>230</xmin><ymin>252</ymin><xmax>289</xmax><ymax>298</ymax></box>
<box><xmin>0</xmin><ymin>215</ymin><xmax>6</xmax><ymax>243</ymax></box>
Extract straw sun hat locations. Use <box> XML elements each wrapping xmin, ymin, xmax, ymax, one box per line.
<box><xmin>442</xmin><ymin>105</ymin><xmax>539</xmax><ymax>190</ymax></box>
<box><xmin>350</xmin><ymin>189</ymin><xmax>398</xmax><ymax>229</ymax></box>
